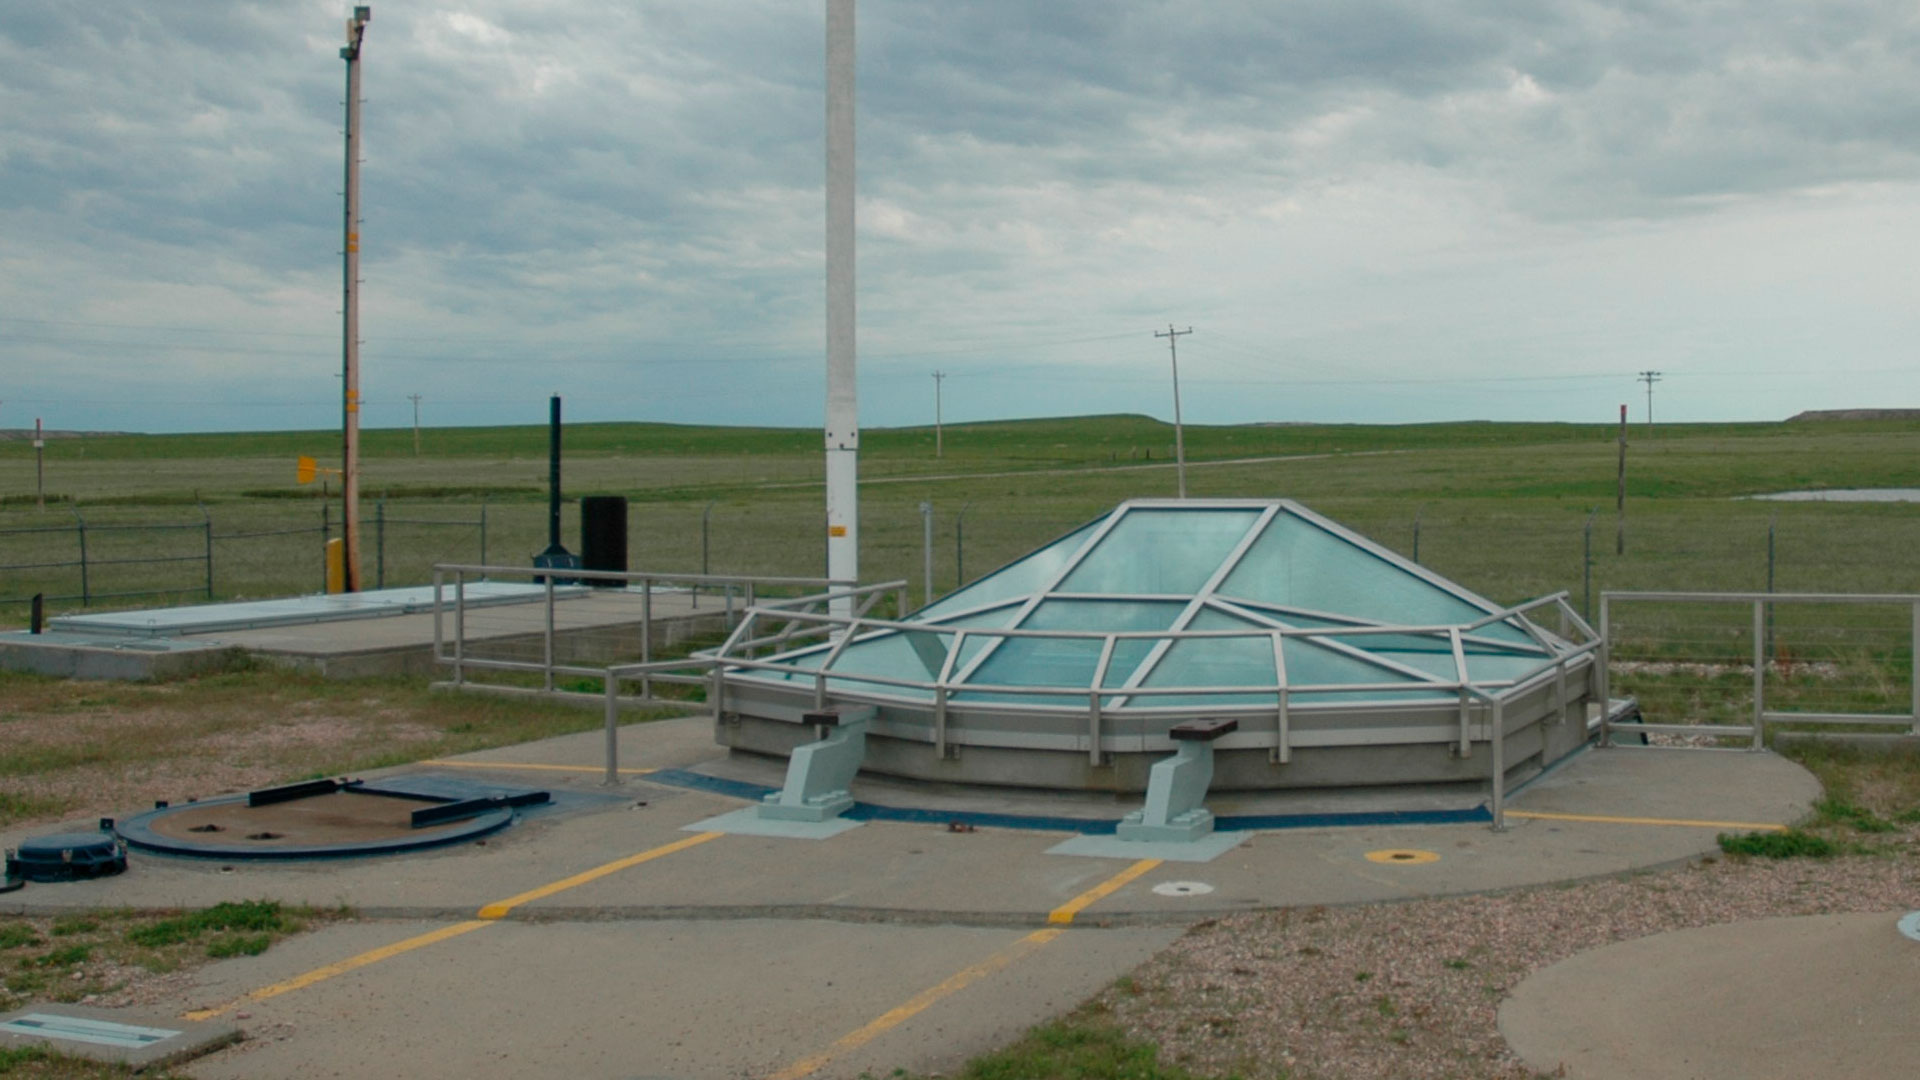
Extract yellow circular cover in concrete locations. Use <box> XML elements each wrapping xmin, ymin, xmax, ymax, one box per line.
<box><xmin>1363</xmin><ymin>848</ymin><xmax>1440</xmax><ymax>864</ymax></box>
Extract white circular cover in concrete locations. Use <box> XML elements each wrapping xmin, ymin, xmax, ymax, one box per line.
<box><xmin>1500</xmin><ymin>912</ymin><xmax>1920</xmax><ymax>1080</ymax></box>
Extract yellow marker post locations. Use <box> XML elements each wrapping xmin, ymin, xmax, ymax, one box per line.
<box><xmin>325</xmin><ymin>538</ymin><xmax>345</xmax><ymax>594</ymax></box>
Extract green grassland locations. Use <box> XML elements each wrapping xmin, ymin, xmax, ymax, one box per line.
<box><xmin>2</xmin><ymin>414</ymin><xmax>1918</xmax><ymax>619</ymax></box>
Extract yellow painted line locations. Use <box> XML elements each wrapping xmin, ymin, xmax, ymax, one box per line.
<box><xmin>183</xmin><ymin>920</ymin><xmax>493</xmax><ymax>1021</ymax></box>
<box><xmin>183</xmin><ymin>832</ymin><xmax>720</xmax><ymax>1019</ymax></box>
<box><xmin>766</xmin><ymin>927</ymin><xmax>1065</xmax><ymax>1080</ymax></box>
<box><xmin>418</xmin><ymin>759</ymin><xmax>658</xmax><ymax>776</ymax></box>
<box><xmin>477</xmin><ymin>831</ymin><xmax>723</xmax><ymax>919</ymax></box>
<box><xmin>1507</xmin><ymin>810</ymin><xmax>1789</xmax><ymax>832</ymax></box>
<box><xmin>1047</xmin><ymin>857</ymin><xmax>1162</xmax><ymax>925</ymax></box>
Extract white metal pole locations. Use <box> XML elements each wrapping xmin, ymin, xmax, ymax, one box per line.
<box><xmin>824</xmin><ymin>0</ymin><xmax>858</xmax><ymax>618</ymax></box>
<box><xmin>340</xmin><ymin>7</ymin><xmax>370</xmax><ymax>592</ymax></box>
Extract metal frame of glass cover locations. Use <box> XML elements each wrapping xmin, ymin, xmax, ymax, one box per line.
<box><xmin>713</xmin><ymin>499</ymin><xmax>1602</xmax><ymax>791</ymax></box>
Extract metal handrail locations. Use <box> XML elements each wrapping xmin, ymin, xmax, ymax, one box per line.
<box><xmin>1599</xmin><ymin>590</ymin><xmax>1920</xmax><ymax>750</ymax></box>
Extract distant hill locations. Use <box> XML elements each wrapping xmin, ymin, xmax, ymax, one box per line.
<box><xmin>0</xmin><ymin>429</ymin><xmax>130</xmax><ymax>441</ymax></box>
<box><xmin>1789</xmin><ymin>409</ymin><xmax>1920</xmax><ymax>421</ymax></box>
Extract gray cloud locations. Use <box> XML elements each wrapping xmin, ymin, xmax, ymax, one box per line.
<box><xmin>2</xmin><ymin>1</ymin><xmax>1917</xmax><ymax>433</ymax></box>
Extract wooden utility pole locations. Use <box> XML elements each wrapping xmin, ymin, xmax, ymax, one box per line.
<box><xmin>1638</xmin><ymin>370</ymin><xmax>1661</xmax><ymax>432</ymax></box>
<box><xmin>1615</xmin><ymin>403</ymin><xmax>1628</xmax><ymax>555</ymax></box>
<box><xmin>1154</xmin><ymin>324</ymin><xmax>1193</xmax><ymax>497</ymax></box>
<box><xmin>408</xmin><ymin>393</ymin><xmax>422</xmax><ymax>457</ymax></box>
<box><xmin>34</xmin><ymin>417</ymin><xmax>44</xmax><ymax>510</ymax></box>
<box><xmin>339</xmin><ymin>6</ymin><xmax>371</xmax><ymax>591</ymax></box>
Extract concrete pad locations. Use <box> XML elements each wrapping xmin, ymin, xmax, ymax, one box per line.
<box><xmin>166</xmin><ymin>919</ymin><xmax>1179</xmax><ymax>1080</ymax></box>
<box><xmin>0</xmin><ymin>1004</ymin><xmax>238</xmax><ymax>1071</ymax></box>
<box><xmin>1047</xmin><ymin>831</ymin><xmax>1249</xmax><ymax>863</ymax></box>
<box><xmin>1500</xmin><ymin>912</ymin><xmax>1920</xmax><ymax>1080</ymax></box>
<box><xmin>685</xmin><ymin>807</ymin><xmax>864</xmax><ymax>839</ymax></box>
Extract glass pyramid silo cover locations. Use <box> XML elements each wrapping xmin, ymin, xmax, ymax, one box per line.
<box><xmin>742</xmin><ymin>499</ymin><xmax>1562</xmax><ymax>709</ymax></box>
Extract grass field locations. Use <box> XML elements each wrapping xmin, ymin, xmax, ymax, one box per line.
<box><xmin>3</xmin><ymin>414</ymin><xmax>1917</xmax><ymax>619</ymax></box>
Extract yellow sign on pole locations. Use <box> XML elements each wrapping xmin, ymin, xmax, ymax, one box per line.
<box><xmin>297</xmin><ymin>456</ymin><xmax>317</xmax><ymax>484</ymax></box>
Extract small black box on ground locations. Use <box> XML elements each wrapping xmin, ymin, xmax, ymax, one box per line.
<box><xmin>580</xmin><ymin>495</ymin><xmax>629</xmax><ymax>586</ymax></box>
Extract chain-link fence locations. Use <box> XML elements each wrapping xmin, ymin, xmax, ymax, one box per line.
<box><xmin>4</xmin><ymin>497</ymin><xmax>1917</xmax><ymax>623</ymax></box>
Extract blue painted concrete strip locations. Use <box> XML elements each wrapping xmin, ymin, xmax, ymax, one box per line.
<box><xmin>642</xmin><ymin>769</ymin><xmax>1489</xmax><ymax>833</ymax></box>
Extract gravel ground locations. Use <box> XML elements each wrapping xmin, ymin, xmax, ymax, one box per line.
<box><xmin>1101</xmin><ymin>827</ymin><xmax>1920</xmax><ymax>1080</ymax></box>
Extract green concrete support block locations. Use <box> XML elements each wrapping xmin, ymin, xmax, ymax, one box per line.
<box><xmin>1116</xmin><ymin>719</ymin><xmax>1236</xmax><ymax>843</ymax></box>
<box><xmin>758</xmin><ymin>707</ymin><xmax>874</xmax><ymax>823</ymax></box>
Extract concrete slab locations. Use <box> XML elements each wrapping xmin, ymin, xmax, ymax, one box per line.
<box><xmin>1501</xmin><ymin>912</ymin><xmax>1920</xmax><ymax>1080</ymax></box>
<box><xmin>162</xmin><ymin>919</ymin><xmax>1179</xmax><ymax>1080</ymax></box>
<box><xmin>0</xmin><ymin>631</ymin><xmax>242</xmax><ymax>680</ymax></box>
<box><xmin>1047</xmin><ymin>832</ymin><xmax>1250</xmax><ymax>863</ymax></box>
<box><xmin>0</xmin><ymin>1004</ymin><xmax>238</xmax><ymax>1071</ymax></box>
<box><xmin>685</xmin><ymin>807</ymin><xmax>864</xmax><ymax>839</ymax></box>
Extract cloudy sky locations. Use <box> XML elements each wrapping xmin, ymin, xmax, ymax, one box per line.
<box><xmin>2</xmin><ymin>1</ymin><xmax>1917</xmax><ymax>434</ymax></box>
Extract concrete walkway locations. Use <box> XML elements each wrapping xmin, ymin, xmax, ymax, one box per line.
<box><xmin>0</xmin><ymin>721</ymin><xmax>1829</xmax><ymax>1079</ymax></box>
<box><xmin>1501</xmin><ymin>911</ymin><xmax>1920</xmax><ymax>1080</ymax></box>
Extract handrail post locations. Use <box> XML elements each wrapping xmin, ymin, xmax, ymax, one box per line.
<box><xmin>1911</xmin><ymin>600</ymin><xmax>1920</xmax><ymax>737</ymax></box>
<box><xmin>1271</xmin><ymin>630</ymin><xmax>1291</xmax><ymax>764</ymax></box>
<box><xmin>1597</xmin><ymin>594</ymin><xmax>1612</xmax><ymax>747</ymax></box>
<box><xmin>543</xmin><ymin>573</ymin><xmax>556</xmax><ymax>692</ymax></box>
<box><xmin>453</xmin><ymin>569</ymin><xmax>466</xmax><ymax>685</ymax></box>
<box><xmin>641</xmin><ymin>578</ymin><xmax>654</xmax><ymax>700</ymax></box>
<box><xmin>1750</xmin><ymin>597</ymin><xmax>1765</xmax><ymax>749</ymax></box>
<box><xmin>1087</xmin><ymin>690</ymin><xmax>1102</xmax><ymax>767</ymax></box>
<box><xmin>1490</xmin><ymin>695</ymin><xmax>1507</xmax><ymax>831</ymax></box>
<box><xmin>604</xmin><ymin>668</ymin><xmax>621</xmax><ymax>785</ymax></box>
<box><xmin>934</xmin><ymin>685</ymin><xmax>949</xmax><ymax>761</ymax></box>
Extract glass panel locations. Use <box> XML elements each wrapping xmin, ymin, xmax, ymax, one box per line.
<box><xmin>1218</xmin><ymin>510</ymin><xmax>1499</xmax><ymax>626</ymax></box>
<box><xmin>914</xmin><ymin>520</ymin><xmax>1101</xmax><ymax>620</ymax></box>
<box><xmin>933</xmin><ymin>606</ymin><xmax>1024</xmax><ymax>671</ymax></box>
<box><xmin>1057</xmin><ymin>509</ymin><xmax>1260</xmax><ymax>595</ymax></box>
<box><xmin>1281</xmin><ymin>634</ymin><xmax>1426</xmax><ymax>690</ymax></box>
<box><xmin>1019</xmin><ymin>599</ymin><xmax>1185</xmax><ymax>632</ymax></box>
<box><xmin>966</xmin><ymin>636</ymin><xmax>1106</xmax><ymax>690</ymax></box>
<box><xmin>1135</xmin><ymin>612</ymin><xmax>1277</xmax><ymax>706</ymax></box>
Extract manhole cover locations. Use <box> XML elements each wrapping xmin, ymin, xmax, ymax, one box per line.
<box><xmin>1151</xmin><ymin>881</ymin><xmax>1215</xmax><ymax>897</ymax></box>
<box><xmin>1364</xmin><ymin>848</ymin><xmax>1440</xmax><ymax>865</ymax></box>
<box><xmin>115</xmin><ymin>776</ymin><xmax>549</xmax><ymax>860</ymax></box>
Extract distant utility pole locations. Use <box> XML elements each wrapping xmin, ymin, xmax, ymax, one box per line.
<box><xmin>34</xmin><ymin>417</ymin><xmax>45</xmax><ymax>510</ymax></box>
<box><xmin>339</xmin><ymin>5</ymin><xmax>371</xmax><ymax>592</ymax></box>
<box><xmin>407</xmin><ymin>393</ymin><xmax>422</xmax><ymax>457</ymax></box>
<box><xmin>1154</xmin><ymin>324</ymin><xmax>1194</xmax><ymax>498</ymax></box>
<box><xmin>931</xmin><ymin>371</ymin><xmax>945</xmax><ymax>458</ymax></box>
<box><xmin>1616</xmin><ymin>404</ymin><xmax>1628</xmax><ymax>555</ymax></box>
<box><xmin>1637</xmin><ymin>370</ymin><xmax>1662</xmax><ymax>432</ymax></box>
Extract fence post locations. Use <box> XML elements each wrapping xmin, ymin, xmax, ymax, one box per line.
<box><xmin>478</xmin><ymin>500</ymin><xmax>488</xmax><ymax>572</ymax></box>
<box><xmin>1582</xmin><ymin>509</ymin><xmax>1596</xmax><ymax>622</ymax></box>
<box><xmin>957</xmin><ymin>502</ymin><xmax>975</xmax><ymax>588</ymax></box>
<box><xmin>200</xmin><ymin>502</ymin><xmax>214</xmax><ymax>599</ymax></box>
<box><xmin>1751</xmin><ymin>597</ymin><xmax>1765</xmax><ymax>750</ymax></box>
<box><xmin>321</xmin><ymin>501</ymin><xmax>331</xmax><ymax>593</ymax></box>
<box><xmin>71</xmin><ymin>505</ymin><xmax>89</xmax><ymax>606</ymax></box>
<box><xmin>1765</xmin><ymin>513</ymin><xmax>1776</xmax><ymax>659</ymax></box>
<box><xmin>375</xmin><ymin>497</ymin><xmax>386</xmax><ymax>590</ymax></box>
<box><xmin>1412</xmin><ymin>504</ymin><xmax>1423</xmax><ymax>564</ymax></box>
<box><xmin>920</xmin><ymin>500</ymin><xmax>934</xmax><ymax>608</ymax></box>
